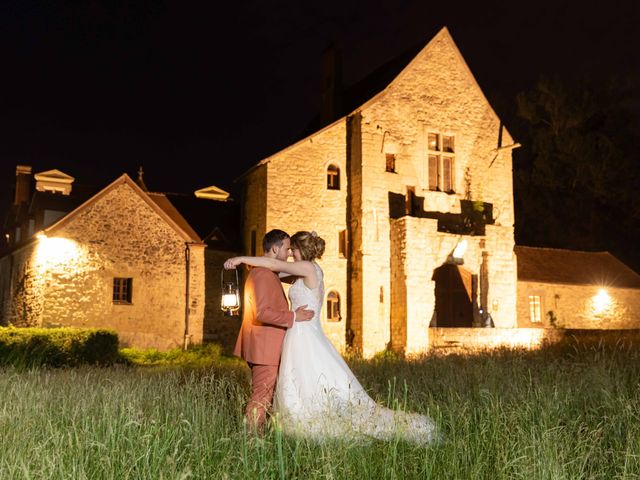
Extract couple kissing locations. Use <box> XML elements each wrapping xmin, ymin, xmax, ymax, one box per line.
<box><xmin>225</xmin><ymin>229</ymin><xmax>438</xmax><ymax>444</ymax></box>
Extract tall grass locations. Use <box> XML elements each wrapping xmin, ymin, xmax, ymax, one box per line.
<box><xmin>1</xmin><ymin>342</ymin><xmax>639</xmax><ymax>479</ymax></box>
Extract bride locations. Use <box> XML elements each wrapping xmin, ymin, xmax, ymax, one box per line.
<box><xmin>224</xmin><ymin>231</ymin><xmax>438</xmax><ymax>444</ymax></box>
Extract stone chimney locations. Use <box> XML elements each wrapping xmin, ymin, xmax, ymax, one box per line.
<box><xmin>320</xmin><ymin>43</ymin><xmax>342</xmax><ymax>126</ymax></box>
<box><xmin>14</xmin><ymin>165</ymin><xmax>32</xmax><ymax>205</ymax></box>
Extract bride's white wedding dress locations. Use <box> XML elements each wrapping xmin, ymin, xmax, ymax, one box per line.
<box><xmin>273</xmin><ymin>263</ymin><xmax>437</xmax><ymax>444</ymax></box>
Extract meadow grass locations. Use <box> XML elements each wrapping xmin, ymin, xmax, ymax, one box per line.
<box><xmin>1</xmin><ymin>342</ymin><xmax>639</xmax><ymax>479</ymax></box>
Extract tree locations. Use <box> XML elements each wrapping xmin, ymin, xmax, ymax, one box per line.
<box><xmin>514</xmin><ymin>75</ymin><xmax>640</xmax><ymax>270</ymax></box>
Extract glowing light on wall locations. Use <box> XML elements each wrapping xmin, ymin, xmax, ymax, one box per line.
<box><xmin>35</xmin><ymin>233</ymin><xmax>81</xmax><ymax>270</ymax></box>
<box><xmin>592</xmin><ymin>288</ymin><xmax>612</xmax><ymax>315</ymax></box>
<box><xmin>452</xmin><ymin>239</ymin><xmax>468</xmax><ymax>260</ymax></box>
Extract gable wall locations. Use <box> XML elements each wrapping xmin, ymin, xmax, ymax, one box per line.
<box><xmin>352</xmin><ymin>31</ymin><xmax>517</xmax><ymax>354</ymax></box>
<box><xmin>1</xmin><ymin>183</ymin><xmax>205</xmax><ymax>349</ymax></box>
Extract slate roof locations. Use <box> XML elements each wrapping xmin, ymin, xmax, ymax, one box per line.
<box><xmin>515</xmin><ymin>246</ymin><xmax>640</xmax><ymax>289</ymax></box>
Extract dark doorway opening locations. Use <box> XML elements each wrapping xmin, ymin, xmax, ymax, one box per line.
<box><xmin>432</xmin><ymin>264</ymin><xmax>473</xmax><ymax>327</ymax></box>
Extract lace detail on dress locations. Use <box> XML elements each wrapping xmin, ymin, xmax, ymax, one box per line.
<box><xmin>273</xmin><ymin>262</ymin><xmax>438</xmax><ymax>444</ymax></box>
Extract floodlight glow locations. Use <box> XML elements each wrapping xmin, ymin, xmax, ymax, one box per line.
<box><xmin>452</xmin><ymin>239</ymin><xmax>468</xmax><ymax>260</ymax></box>
<box><xmin>35</xmin><ymin>235</ymin><xmax>80</xmax><ymax>268</ymax></box>
<box><xmin>592</xmin><ymin>288</ymin><xmax>611</xmax><ymax>314</ymax></box>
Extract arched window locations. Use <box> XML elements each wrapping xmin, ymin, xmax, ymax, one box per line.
<box><xmin>326</xmin><ymin>164</ymin><xmax>340</xmax><ymax>190</ymax></box>
<box><xmin>327</xmin><ymin>291</ymin><xmax>341</xmax><ymax>321</ymax></box>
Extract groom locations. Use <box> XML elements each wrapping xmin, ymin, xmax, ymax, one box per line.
<box><xmin>233</xmin><ymin>229</ymin><xmax>313</xmax><ymax>433</ymax></box>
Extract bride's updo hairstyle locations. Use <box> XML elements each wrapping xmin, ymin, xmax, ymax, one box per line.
<box><xmin>291</xmin><ymin>231</ymin><xmax>325</xmax><ymax>261</ymax></box>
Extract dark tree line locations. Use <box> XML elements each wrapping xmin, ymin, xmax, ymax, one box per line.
<box><xmin>512</xmin><ymin>75</ymin><xmax>640</xmax><ymax>271</ymax></box>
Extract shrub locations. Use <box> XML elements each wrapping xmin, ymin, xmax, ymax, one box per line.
<box><xmin>0</xmin><ymin>326</ymin><xmax>119</xmax><ymax>367</ymax></box>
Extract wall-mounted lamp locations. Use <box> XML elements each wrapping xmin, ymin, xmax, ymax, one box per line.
<box><xmin>592</xmin><ymin>288</ymin><xmax>611</xmax><ymax>315</ymax></box>
<box><xmin>450</xmin><ymin>239</ymin><xmax>468</xmax><ymax>264</ymax></box>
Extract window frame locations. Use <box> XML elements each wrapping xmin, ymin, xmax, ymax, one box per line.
<box><xmin>326</xmin><ymin>164</ymin><xmax>340</xmax><ymax>190</ymax></box>
<box><xmin>113</xmin><ymin>277</ymin><xmax>133</xmax><ymax>305</ymax></box>
<box><xmin>385</xmin><ymin>153</ymin><xmax>396</xmax><ymax>173</ymax></box>
<box><xmin>528</xmin><ymin>295</ymin><xmax>542</xmax><ymax>323</ymax></box>
<box><xmin>338</xmin><ymin>229</ymin><xmax>347</xmax><ymax>259</ymax></box>
<box><xmin>326</xmin><ymin>290</ymin><xmax>341</xmax><ymax>322</ymax></box>
<box><xmin>427</xmin><ymin>132</ymin><xmax>455</xmax><ymax>193</ymax></box>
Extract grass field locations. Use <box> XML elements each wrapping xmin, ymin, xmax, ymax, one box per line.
<box><xmin>1</xmin><ymin>343</ymin><xmax>639</xmax><ymax>479</ymax></box>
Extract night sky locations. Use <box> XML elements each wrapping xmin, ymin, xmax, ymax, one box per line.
<box><xmin>1</xmin><ymin>0</ymin><xmax>638</xmax><ymax>200</ymax></box>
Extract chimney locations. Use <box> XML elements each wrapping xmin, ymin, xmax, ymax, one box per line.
<box><xmin>320</xmin><ymin>42</ymin><xmax>342</xmax><ymax>126</ymax></box>
<box><xmin>14</xmin><ymin>165</ymin><xmax>32</xmax><ymax>205</ymax></box>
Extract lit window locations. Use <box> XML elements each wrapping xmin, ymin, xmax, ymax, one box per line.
<box><xmin>428</xmin><ymin>133</ymin><xmax>440</xmax><ymax>151</ymax></box>
<box><xmin>327</xmin><ymin>164</ymin><xmax>340</xmax><ymax>190</ymax></box>
<box><xmin>385</xmin><ymin>153</ymin><xmax>396</xmax><ymax>173</ymax></box>
<box><xmin>443</xmin><ymin>135</ymin><xmax>455</xmax><ymax>153</ymax></box>
<box><xmin>427</xmin><ymin>132</ymin><xmax>455</xmax><ymax>193</ymax></box>
<box><xmin>327</xmin><ymin>291</ymin><xmax>341</xmax><ymax>321</ymax></box>
<box><xmin>113</xmin><ymin>278</ymin><xmax>133</xmax><ymax>304</ymax></box>
<box><xmin>528</xmin><ymin>295</ymin><xmax>541</xmax><ymax>323</ymax></box>
<box><xmin>338</xmin><ymin>230</ymin><xmax>347</xmax><ymax>258</ymax></box>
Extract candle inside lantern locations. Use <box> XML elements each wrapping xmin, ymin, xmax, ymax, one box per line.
<box><xmin>221</xmin><ymin>269</ymin><xmax>240</xmax><ymax>315</ymax></box>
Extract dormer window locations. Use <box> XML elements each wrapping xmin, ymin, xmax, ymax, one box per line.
<box><xmin>427</xmin><ymin>133</ymin><xmax>455</xmax><ymax>193</ymax></box>
<box><xmin>327</xmin><ymin>164</ymin><xmax>340</xmax><ymax>190</ymax></box>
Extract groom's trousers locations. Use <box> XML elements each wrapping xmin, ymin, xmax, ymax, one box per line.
<box><xmin>246</xmin><ymin>363</ymin><xmax>278</xmax><ymax>432</ymax></box>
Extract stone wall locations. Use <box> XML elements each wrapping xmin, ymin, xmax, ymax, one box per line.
<box><xmin>0</xmin><ymin>183</ymin><xmax>205</xmax><ymax>350</ymax></box>
<box><xmin>349</xmin><ymin>29</ymin><xmax>516</xmax><ymax>356</ymax></box>
<box><xmin>429</xmin><ymin>327</ymin><xmax>546</xmax><ymax>353</ymax></box>
<box><xmin>390</xmin><ymin>217</ymin><xmax>516</xmax><ymax>355</ymax></box>
<box><xmin>429</xmin><ymin>327</ymin><xmax>640</xmax><ymax>353</ymax></box>
<box><xmin>243</xmin><ymin>166</ymin><xmax>267</xmax><ymax>255</ymax></box>
<box><xmin>0</xmin><ymin>241</ymin><xmax>42</xmax><ymax>326</ymax></box>
<box><xmin>517</xmin><ymin>281</ymin><xmax>640</xmax><ymax>329</ymax></box>
<box><xmin>260</xmin><ymin>122</ymin><xmax>350</xmax><ymax>350</ymax></box>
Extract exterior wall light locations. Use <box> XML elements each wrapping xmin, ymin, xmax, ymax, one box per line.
<box><xmin>592</xmin><ymin>288</ymin><xmax>612</xmax><ymax>315</ymax></box>
<box><xmin>452</xmin><ymin>239</ymin><xmax>468</xmax><ymax>263</ymax></box>
<box><xmin>35</xmin><ymin>233</ymin><xmax>80</xmax><ymax>268</ymax></box>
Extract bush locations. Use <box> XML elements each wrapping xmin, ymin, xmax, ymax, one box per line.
<box><xmin>0</xmin><ymin>326</ymin><xmax>119</xmax><ymax>367</ymax></box>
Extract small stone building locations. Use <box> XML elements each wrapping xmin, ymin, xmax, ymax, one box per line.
<box><xmin>240</xmin><ymin>27</ymin><xmax>520</xmax><ymax>356</ymax></box>
<box><xmin>0</xmin><ymin>167</ymin><xmax>239</xmax><ymax>349</ymax></box>
<box><xmin>516</xmin><ymin>246</ymin><xmax>640</xmax><ymax>329</ymax></box>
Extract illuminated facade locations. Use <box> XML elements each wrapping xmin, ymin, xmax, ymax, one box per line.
<box><xmin>241</xmin><ymin>28</ymin><xmax>520</xmax><ymax>356</ymax></box>
<box><xmin>516</xmin><ymin>246</ymin><xmax>640</xmax><ymax>329</ymax></box>
<box><xmin>240</xmin><ymin>28</ymin><xmax>640</xmax><ymax>356</ymax></box>
<box><xmin>0</xmin><ymin>171</ymin><xmax>238</xmax><ymax>350</ymax></box>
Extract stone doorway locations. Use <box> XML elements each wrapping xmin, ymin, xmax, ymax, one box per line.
<box><xmin>432</xmin><ymin>264</ymin><xmax>473</xmax><ymax>327</ymax></box>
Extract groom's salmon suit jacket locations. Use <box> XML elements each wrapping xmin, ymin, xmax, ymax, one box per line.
<box><xmin>233</xmin><ymin>267</ymin><xmax>294</xmax><ymax>366</ymax></box>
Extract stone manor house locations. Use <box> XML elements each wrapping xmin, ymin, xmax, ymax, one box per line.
<box><xmin>1</xmin><ymin>27</ymin><xmax>639</xmax><ymax>353</ymax></box>
<box><xmin>239</xmin><ymin>27</ymin><xmax>640</xmax><ymax>356</ymax></box>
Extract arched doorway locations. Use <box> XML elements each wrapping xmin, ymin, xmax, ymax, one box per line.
<box><xmin>432</xmin><ymin>264</ymin><xmax>473</xmax><ymax>327</ymax></box>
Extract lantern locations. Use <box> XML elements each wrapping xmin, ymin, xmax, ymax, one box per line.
<box><xmin>221</xmin><ymin>268</ymin><xmax>241</xmax><ymax>316</ymax></box>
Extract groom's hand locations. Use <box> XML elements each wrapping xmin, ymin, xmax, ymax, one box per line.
<box><xmin>224</xmin><ymin>258</ymin><xmax>240</xmax><ymax>270</ymax></box>
<box><xmin>294</xmin><ymin>305</ymin><xmax>314</xmax><ymax>322</ymax></box>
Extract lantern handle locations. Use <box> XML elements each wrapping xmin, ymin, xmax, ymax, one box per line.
<box><xmin>221</xmin><ymin>267</ymin><xmax>240</xmax><ymax>286</ymax></box>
